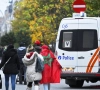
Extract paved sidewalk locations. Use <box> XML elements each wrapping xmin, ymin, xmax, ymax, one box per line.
<box><xmin>0</xmin><ymin>70</ymin><xmax>62</xmax><ymax>90</ymax></box>
<box><xmin>0</xmin><ymin>70</ymin><xmax>45</xmax><ymax>90</ymax></box>
<box><xmin>1</xmin><ymin>78</ymin><xmax>44</xmax><ymax>90</ymax></box>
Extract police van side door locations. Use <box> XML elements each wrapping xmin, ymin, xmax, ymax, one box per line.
<box><xmin>77</xmin><ymin>19</ymin><xmax>98</xmax><ymax>72</ymax></box>
<box><xmin>57</xmin><ymin>19</ymin><xmax>78</xmax><ymax>72</ymax></box>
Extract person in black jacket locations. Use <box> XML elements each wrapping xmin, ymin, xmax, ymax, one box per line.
<box><xmin>0</xmin><ymin>44</ymin><xmax>20</xmax><ymax>90</ymax></box>
<box><xmin>17</xmin><ymin>42</ymin><xmax>26</xmax><ymax>84</ymax></box>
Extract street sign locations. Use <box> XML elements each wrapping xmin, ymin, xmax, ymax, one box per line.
<box><xmin>73</xmin><ymin>0</ymin><xmax>86</xmax><ymax>13</ymax></box>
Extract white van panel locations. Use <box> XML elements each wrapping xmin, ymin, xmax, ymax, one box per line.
<box><xmin>77</xmin><ymin>19</ymin><xmax>98</xmax><ymax>72</ymax></box>
<box><xmin>77</xmin><ymin>50</ymin><xmax>98</xmax><ymax>72</ymax></box>
<box><xmin>57</xmin><ymin>19</ymin><xmax>79</xmax><ymax>72</ymax></box>
<box><xmin>78</xmin><ymin>19</ymin><xmax>98</xmax><ymax>29</ymax></box>
<box><xmin>60</xmin><ymin>19</ymin><xmax>78</xmax><ymax>29</ymax></box>
<box><xmin>57</xmin><ymin>19</ymin><xmax>78</xmax><ymax>40</ymax></box>
<box><xmin>57</xmin><ymin>49</ymin><xmax>78</xmax><ymax>72</ymax></box>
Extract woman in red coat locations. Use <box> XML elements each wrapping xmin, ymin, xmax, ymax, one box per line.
<box><xmin>40</xmin><ymin>45</ymin><xmax>62</xmax><ymax>90</ymax></box>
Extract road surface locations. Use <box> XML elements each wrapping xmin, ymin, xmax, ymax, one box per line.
<box><xmin>0</xmin><ymin>70</ymin><xmax>100</xmax><ymax>90</ymax></box>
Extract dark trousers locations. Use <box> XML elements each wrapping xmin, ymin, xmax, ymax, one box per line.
<box><xmin>19</xmin><ymin>64</ymin><xmax>26</xmax><ymax>84</ymax></box>
<box><xmin>28</xmin><ymin>81</ymin><xmax>39</xmax><ymax>87</ymax></box>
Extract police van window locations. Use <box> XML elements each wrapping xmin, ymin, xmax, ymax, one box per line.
<box><xmin>59</xmin><ymin>30</ymin><xmax>77</xmax><ymax>51</ymax></box>
<box><xmin>59</xmin><ymin>30</ymin><xmax>98</xmax><ymax>51</ymax></box>
<box><xmin>63</xmin><ymin>32</ymin><xmax>72</xmax><ymax>48</ymax></box>
<box><xmin>78</xmin><ymin>30</ymin><xmax>98</xmax><ymax>51</ymax></box>
<box><xmin>83</xmin><ymin>31</ymin><xmax>94</xmax><ymax>48</ymax></box>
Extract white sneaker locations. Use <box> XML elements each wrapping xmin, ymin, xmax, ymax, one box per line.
<box><xmin>26</xmin><ymin>87</ymin><xmax>32</xmax><ymax>90</ymax></box>
<box><xmin>34</xmin><ymin>85</ymin><xmax>39</xmax><ymax>90</ymax></box>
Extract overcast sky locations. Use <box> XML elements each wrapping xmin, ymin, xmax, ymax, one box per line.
<box><xmin>0</xmin><ymin>0</ymin><xmax>9</xmax><ymax>16</ymax></box>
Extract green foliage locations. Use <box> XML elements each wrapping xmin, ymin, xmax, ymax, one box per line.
<box><xmin>0</xmin><ymin>30</ymin><xmax>31</xmax><ymax>47</ymax></box>
<box><xmin>85</xmin><ymin>0</ymin><xmax>100</xmax><ymax>17</ymax></box>
<box><xmin>1</xmin><ymin>31</ymin><xmax>16</xmax><ymax>46</ymax></box>
<box><xmin>15</xmin><ymin>30</ymin><xmax>31</xmax><ymax>46</ymax></box>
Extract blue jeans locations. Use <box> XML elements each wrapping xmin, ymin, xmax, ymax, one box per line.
<box><xmin>5</xmin><ymin>74</ymin><xmax>16</xmax><ymax>90</ymax></box>
<box><xmin>43</xmin><ymin>84</ymin><xmax>50</xmax><ymax>90</ymax></box>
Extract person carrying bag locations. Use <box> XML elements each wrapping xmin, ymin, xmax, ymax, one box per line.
<box><xmin>22</xmin><ymin>45</ymin><xmax>44</xmax><ymax>90</ymax></box>
<box><xmin>0</xmin><ymin>44</ymin><xmax>20</xmax><ymax>90</ymax></box>
<box><xmin>0</xmin><ymin>53</ymin><xmax>15</xmax><ymax>90</ymax></box>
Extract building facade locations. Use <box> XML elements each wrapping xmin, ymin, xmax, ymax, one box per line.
<box><xmin>0</xmin><ymin>0</ymin><xmax>19</xmax><ymax>36</ymax></box>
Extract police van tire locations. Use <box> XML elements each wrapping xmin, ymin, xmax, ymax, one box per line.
<box><xmin>68</xmin><ymin>80</ymin><xmax>84</xmax><ymax>88</ymax></box>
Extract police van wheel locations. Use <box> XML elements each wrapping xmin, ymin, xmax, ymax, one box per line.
<box><xmin>68</xmin><ymin>80</ymin><xmax>84</xmax><ymax>88</ymax></box>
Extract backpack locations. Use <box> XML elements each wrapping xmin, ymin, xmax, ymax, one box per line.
<box><xmin>35</xmin><ymin>56</ymin><xmax>44</xmax><ymax>72</ymax></box>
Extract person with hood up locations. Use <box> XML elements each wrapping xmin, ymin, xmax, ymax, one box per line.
<box><xmin>40</xmin><ymin>45</ymin><xmax>62</xmax><ymax>90</ymax></box>
<box><xmin>17</xmin><ymin>42</ymin><xmax>27</xmax><ymax>84</ymax></box>
<box><xmin>22</xmin><ymin>45</ymin><xmax>44</xmax><ymax>90</ymax></box>
<box><xmin>0</xmin><ymin>44</ymin><xmax>20</xmax><ymax>90</ymax></box>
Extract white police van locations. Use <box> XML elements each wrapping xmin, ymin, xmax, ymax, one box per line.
<box><xmin>55</xmin><ymin>12</ymin><xmax>100</xmax><ymax>87</ymax></box>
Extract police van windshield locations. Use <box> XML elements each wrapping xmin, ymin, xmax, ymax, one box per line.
<box><xmin>59</xmin><ymin>29</ymin><xmax>98</xmax><ymax>51</ymax></box>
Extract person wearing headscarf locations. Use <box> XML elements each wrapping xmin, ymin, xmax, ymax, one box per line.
<box><xmin>22</xmin><ymin>45</ymin><xmax>44</xmax><ymax>90</ymax></box>
<box><xmin>0</xmin><ymin>44</ymin><xmax>20</xmax><ymax>90</ymax></box>
<box><xmin>40</xmin><ymin>45</ymin><xmax>62</xmax><ymax>90</ymax></box>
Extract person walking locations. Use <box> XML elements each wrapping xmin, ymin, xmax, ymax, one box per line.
<box><xmin>17</xmin><ymin>42</ymin><xmax>27</xmax><ymax>84</ymax></box>
<box><xmin>40</xmin><ymin>45</ymin><xmax>62</xmax><ymax>90</ymax></box>
<box><xmin>0</xmin><ymin>44</ymin><xmax>20</xmax><ymax>90</ymax></box>
<box><xmin>22</xmin><ymin>45</ymin><xmax>44</xmax><ymax>90</ymax></box>
<box><xmin>34</xmin><ymin>40</ymin><xmax>41</xmax><ymax>47</ymax></box>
